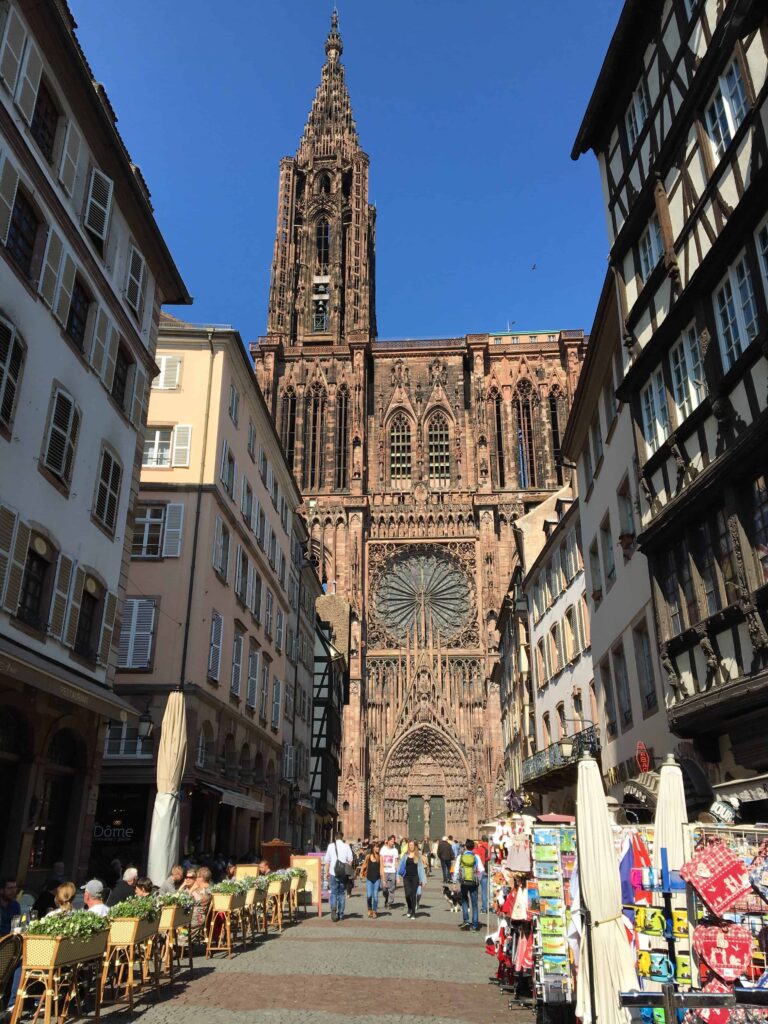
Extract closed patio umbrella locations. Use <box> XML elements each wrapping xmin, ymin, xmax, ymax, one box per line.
<box><xmin>576</xmin><ymin>754</ymin><xmax>638</xmax><ymax>1024</ymax></box>
<box><xmin>147</xmin><ymin>690</ymin><xmax>187</xmax><ymax>887</ymax></box>
<box><xmin>653</xmin><ymin>754</ymin><xmax>687</xmax><ymax>873</ymax></box>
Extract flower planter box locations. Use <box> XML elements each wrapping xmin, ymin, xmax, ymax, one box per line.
<box><xmin>24</xmin><ymin>931</ymin><xmax>108</xmax><ymax>969</ymax></box>
<box><xmin>211</xmin><ymin>892</ymin><xmax>246</xmax><ymax>912</ymax></box>
<box><xmin>108</xmin><ymin>917</ymin><xmax>157</xmax><ymax>945</ymax></box>
<box><xmin>267</xmin><ymin>879</ymin><xmax>290</xmax><ymax>898</ymax></box>
<box><xmin>159</xmin><ymin>906</ymin><xmax>193</xmax><ymax>932</ymax></box>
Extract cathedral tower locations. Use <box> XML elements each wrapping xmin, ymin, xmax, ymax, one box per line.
<box><xmin>253</xmin><ymin>14</ymin><xmax>587</xmax><ymax>841</ymax></box>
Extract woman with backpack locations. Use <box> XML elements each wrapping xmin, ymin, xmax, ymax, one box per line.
<box><xmin>452</xmin><ymin>838</ymin><xmax>485</xmax><ymax>931</ymax></box>
<box><xmin>360</xmin><ymin>840</ymin><xmax>384</xmax><ymax>918</ymax></box>
<box><xmin>397</xmin><ymin>839</ymin><xmax>426</xmax><ymax>919</ymax></box>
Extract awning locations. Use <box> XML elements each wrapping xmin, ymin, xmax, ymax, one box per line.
<box><xmin>623</xmin><ymin>771</ymin><xmax>660</xmax><ymax>809</ymax></box>
<box><xmin>712</xmin><ymin>772</ymin><xmax>768</xmax><ymax>804</ymax></box>
<box><xmin>200</xmin><ymin>783</ymin><xmax>264</xmax><ymax>813</ymax></box>
<box><xmin>0</xmin><ymin>635</ymin><xmax>136</xmax><ymax>720</ymax></box>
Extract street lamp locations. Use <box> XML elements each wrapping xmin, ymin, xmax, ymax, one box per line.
<box><xmin>137</xmin><ymin>702</ymin><xmax>154</xmax><ymax>741</ymax></box>
<box><xmin>558</xmin><ymin>718</ymin><xmax>597</xmax><ymax>761</ymax></box>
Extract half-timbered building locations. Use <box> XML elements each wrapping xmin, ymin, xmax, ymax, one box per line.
<box><xmin>573</xmin><ymin>0</ymin><xmax>768</xmax><ymax>797</ymax></box>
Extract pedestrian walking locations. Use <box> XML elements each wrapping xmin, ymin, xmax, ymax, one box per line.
<box><xmin>437</xmin><ymin>835</ymin><xmax>454</xmax><ymax>883</ymax></box>
<box><xmin>452</xmin><ymin>838</ymin><xmax>485</xmax><ymax>931</ymax></box>
<box><xmin>475</xmin><ymin>834</ymin><xmax>490</xmax><ymax>914</ymax></box>
<box><xmin>360</xmin><ymin>841</ymin><xmax>383</xmax><ymax>918</ymax></box>
<box><xmin>323</xmin><ymin>830</ymin><xmax>354</xmax><ymax>922</ymax></box>
<box><xmin>380</xmin><ymin>834</ymin><xmax>399</xmax><ymax>908</ymax></box>
<box><xmin>398</xmin><ymin>840</ymin><xmax>426</xmax><ymax>919</ymax></box>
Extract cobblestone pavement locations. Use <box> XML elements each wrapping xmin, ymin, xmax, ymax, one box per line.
<box><xmin>101</xmin><ymin>886</ymin><xmax>533</xmax><ymax>1024</ymax></box>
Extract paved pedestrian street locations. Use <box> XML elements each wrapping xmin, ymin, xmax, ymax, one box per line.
<box><xmin>104</xmin><ymin>889</ymin><xmax>531</xmax><ymax>1024</ymax></box>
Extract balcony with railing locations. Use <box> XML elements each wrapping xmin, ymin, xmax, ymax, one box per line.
<box><xmin>521</xmin><ymin>724</ymin><xmax>601</xmax><ymax>793</ymax></box>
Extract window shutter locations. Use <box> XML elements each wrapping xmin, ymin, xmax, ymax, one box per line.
<box><xmin>171</xmin><ymin>424</ymin><xmax>191</xmax><ymax>467</ymax></box>
<box><xmin>53</xmin><ymin>252</ymin><xmax>76</xmax><ymax>326</ymax></box>
<box><xmin>153</xmin><ymin>355</ymin><xmax>181</xmax><ymax>390</ymax></box>
<box><xmin>213</xmin><ymin>516</ymin><xmax>222</xmax><ymax>572</ymax></box>
<box><xmin>130</xmin><ymin>598</ymin><xmax>155</xmax><ymax>668</ymax></box>
<box><xmin>246</xmin><ymin>563</ymin><xmax>255</xmax><ymax>611</ymax></box>
<box><xmin>253</xmin><ymin>573</ymin><xmax>262</xmax><ymax>619</ymax></box>
<box><xmin>63</xmin><ymin>566</ymin><xmax>86</xmax><ymax>647</ymax></box>
<box><xmin>0</xmin><ymin>152</ymin><xmax>19</xmax><ymax>244</ymax></box>
<box><xmin>0</xmin><ymin>316</ymin><xmax>23</xmax><ymax>429</ymax></box>
<box><xmin>219</xmin><ymin>439</ymin><xmax>229</xmax><ymax>484</ymax></box>
<box><xmin>235</xmin><ymin>543</ymin><xmax>243</xmax><ymax>596</ymax></box>
<box><xmin>39</xmin><ymin>227</ymin><xmax>64</xmax><ymax>308</ymax></box>
<box><xmin>14</xmin><ymin>37</ymin><xmax>41</xmax><ymax>123</ymax></box>
<box><xmin>83</xmin><ymin>168</ymin><xmax>113</xmax><ymax>242</ymax></box>
<box><xmin>97</xmin><ymin>591</ymin><xmax>118</xmax><ymax>665</ymax></box>
<box><xmin>94</xmin><ymin>449</ymin><xmax>121</xmax><ymax>530</ymax></box>
<box><xmin>125</xmin><ymin>245</ymin><xmax>146</xmax><ymax>316</ymax></box>
<box><xmin>576</xmin><ymin>600</ymin><xmax>586</xmax><ymax>653</ymax></box>
<box><xmin>43</xmin><ymin>389</ymin><xmax>79</xmax><ymax>482</ymax></box>
<box><xmin>208</xmin><ymin>611</ymin><xmax>223</xmax><ymax>680</ymax></box>
<box><xmin>130</xmin><ymin>365</ymin><xmax>146</xmax><ymax>427</ymax></box>
<box><xmin>48</xmin><ymin>554</ymin><xmax>74</xmax><ymax>641</ymax></box>
<box><xmin>0</xmin><ymin>6</ymin><xmax>26</xmax><ymax>93</ymax></box>
<box><xmin>162</xmin><ymin>503</ymin><xmax>184</xmax><ymax>557</ymax></box>
<box><xmin>246</xmin><ymin>649</ymin><xmax>259</xmax><ymax>708</ymax></box>
<box><xmin>556</xmin><ymin>621</ymin><xmax>566</xmax><ymax>669</ymax></box>
<box><xmin>251</xmin><ymin>497</ymin><xmax>259</xmax><ymax>534</ymax></box>
<box><xmin>0</xmin><ymin>504</ymin><xmax>20</xmax><ymax>609</ymax></box>
<box><xmin>101</xmin><ymin>323</ymin><xmax>119</xmax><ymax>390</ymax></box>
<box><xmin>88</xmin><ymin>306</ymin><xmax>109</xmax><ymax>378</ymax></box>
<box><xmin>231</xmin><ymin>633</ymin><xmax>242</xmax><ymax>695</ymax></box>
<box><xmin>58</xmin><ymin>121</ymin><xmax>81</xmax><ymax>196</ymax></box>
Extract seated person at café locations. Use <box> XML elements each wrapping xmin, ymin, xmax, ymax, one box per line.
<box><xmin>82</xmin><ymin>879</ymin><xmax>110</xmax><ymax>917</ymax></box>
<box><xmin>257</xmin><ymin>860</ymin><xmax>271</xmax><ymax>876</ymax></box>
<box><xmin>135</xmin><ymin>877</ymin><xmax>155</xmax><ymax>897</ymax></box>
<box><xmin>0</xmin><ymin>879</ymin><xmax>20</xmax><ymax>936</ymax></box>
<box><xmin>32</xmin><ymin>878</ymin><xmax>58</xmax><ymax>918</ymax></box>
<box><xmin>107</xmin><ymin>867</ymin><xmax>138</xmax><ymax>906</ymax></box>
<box><xmin>159</xmin><ymin>865</ymin><xmax>184</xmax><ymax>894</ymax></box>
<box><xmin>50</xmin><ymin>882</ymin><xmax>76</xmax><ymax>914</ymax></box>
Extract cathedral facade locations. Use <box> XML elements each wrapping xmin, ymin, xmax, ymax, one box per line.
<box><xmin>252</xmin><ymin>15</ymin><xmax>587</xmax><ymax>840</ymax></box>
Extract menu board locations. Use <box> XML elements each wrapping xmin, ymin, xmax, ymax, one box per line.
<box><xmin>291</xmin><ymin>854</ymin><xmax>324</xmax><ymax>917</ymax></box>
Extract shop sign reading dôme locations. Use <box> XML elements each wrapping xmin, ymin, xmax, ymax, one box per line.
<box><xmin>93</xmin><ymin>822</ymin><xmax>135</xmax><ymax>842</ymax></box>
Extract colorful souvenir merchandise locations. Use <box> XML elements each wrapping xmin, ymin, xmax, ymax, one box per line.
<box><xmin>531</xmin><ymin>824</ymin><xmax>576</xmax><ymax>1005</ymax></box>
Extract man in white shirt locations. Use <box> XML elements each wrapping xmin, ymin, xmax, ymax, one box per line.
<box><xmin>379</xmin><ymin>835</ymin><xmax>400</xmax><ymax>909</ymax></box>
<box><xmin>82</xmin><ymin>879</ymin><xmax>110</xmax><ymax>917</ymax></box>
<box><xmin>324</xmin><ymin>831</ymin><xmax>354</xmax><ymax>921</ymax></box>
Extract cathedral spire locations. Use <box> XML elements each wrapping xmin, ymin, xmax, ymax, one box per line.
<box><xmin>299</xmin><ymin>10</ymin><xmax>359</xmax><ymax>160</ymax></box>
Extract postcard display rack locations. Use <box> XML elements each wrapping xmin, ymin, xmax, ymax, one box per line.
<box><xmin>530</xmin><ymin>825</ymin><xmax>577</xmax><ymax>1006</ymax></box>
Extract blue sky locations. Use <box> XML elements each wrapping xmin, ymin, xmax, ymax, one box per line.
<box><xmin>69</xmin><ymin>1</ymin><xmax>621</xmax><ymax>342</ymax></box>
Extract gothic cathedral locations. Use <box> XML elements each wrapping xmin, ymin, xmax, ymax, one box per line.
<box><xmin>252</xmin><ymin>14</ymin><xmax>586</xmax><ymax>840</ymax></box>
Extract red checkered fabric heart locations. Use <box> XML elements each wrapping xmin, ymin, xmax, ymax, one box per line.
<box><xmin>693</xmin><ymin>923</ymin><xmax>752</xmax><ymax>982</ymax></box>
<box><xmin>698</xmin><ymin>977</ymin><xmax>733</xmax><ymax>1024</ymax></box>
<box><xmin>680</xmin><ymin>840</ymin><xmax>752</xmax><ymax>915</ymax></box>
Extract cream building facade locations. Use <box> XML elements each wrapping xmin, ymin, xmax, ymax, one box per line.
<box><xmin>0</xmin><ymin>0</ymin><xmax>188</xmax><ymax>885</ymax></box>
<box><xmin>103</xmin><ymin>316</ymin><xmax>306</xmax><ymax>866</ymax></box>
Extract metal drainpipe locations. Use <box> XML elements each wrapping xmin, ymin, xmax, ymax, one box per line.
<box><xmin>179</xmin><ymin>330</ymin><xmax>216</xmax><ymax>690</ymax></box>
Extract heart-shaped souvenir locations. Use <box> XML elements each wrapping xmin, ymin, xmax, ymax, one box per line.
<box><xmin>699</xmin><ymin>977</ymin><xmax>733</xmax><ymax>1024</ymax></box>
<box><xmin>693</xmin><ymin>923</ymin><xmax>753</xmax><ymax>982</ymax></box>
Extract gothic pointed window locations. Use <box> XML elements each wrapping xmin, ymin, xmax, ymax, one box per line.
<box><xmin>303</xmin><ymin>382</ymin><xmax>327</xmax><ymax>490</ymax></box>
<box><xmin>335</xmin><ymin>386</ymin><xmax>349</xmax><ymax>489</ymax></box>
<box><xmin>428</xmin><ymin>412</ymin><xmax>450</xmax><ymax>483</ymax></box>
<box><xmin>489</xmin><ymin>390</ymin><xmax>506</xmax><ymax>487</ymax></box>
<box><xmin>280</xmin><ymin>387</ymin><xmax>297</xmax><ymax>467</ymax></box>
<box><xmin>549</xmin><ymin>386</ymin><xmax>565</xmax><ymax>486</ymax></box>
<box><xmin>514</xmin><ymin>379</ymin><xmax>537</xmax><ymax>488</ymax></box>
<box><xmin>316</xmin><ymin>218</ymin><xmax>330</xmax><ymax>272</ymax></box>
<box><xmin>390</xmin><ymin>413</ymin><xmax>411</xmax><ymax>482</ymax></box>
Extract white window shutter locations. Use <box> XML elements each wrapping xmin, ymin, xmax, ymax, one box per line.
<box><xmin>83</xmin><ymin>167</ymin><xmax>113</xmax><ymax>242</ymax></box>
<box><xmin>14</xmin><ymin>37</ymin><xmax>42</xmax><ymax>123</ymax></box>
<box><xmin>246</xmin><ymin>563</ymin><xmax>255</xmax><ymax>611</ymax></box>
<box><xmin>130</xmin><ymin>365</ymin><xmax>146</xmax><ymax>427</ymax></box>
<box><xmin>101</xmin><ymin>323</ymin><xmax>119</xmax><ymax>390</ymax></box>
<box><xmin>0</xmin><ymin>505</ymin><xmax>19</xmax><ymax>609</ymax></box>
<box><xmin>576</xmin><ymin>600</ymin><xmax>586</xmax><ymax>653</ymax></box>
<box><xmin>63</xmin><ymin>566</ymin><xmax>86</xmax><ymax>647</ymax></box>
<box><xmin>2</xmin><ymin>514</ymin><xmax>29</xmax><ymax>615</ymax></box>
<box><xmin>88</xmin><ymin>306</ymin><xmax>110</xmax><ymax>378</ymax></box>
<box><xmin>247</xmin><ymin>649</ymin><xmax>259</xmax><ymax>708</ymax></box>
<box><xmin>235</xmin><ymin>543</ymin><xmax>243</xmax><ymax>596</ymax></box>
<box><xmin>38</xmin><ymin>226</ymin><xmax>64</xmax><ymax>308</ymax></box>
<box><xmin>53</xmin><ymin>252</ymin><xmax>76</xmax><ymax>326</ymax></box>
<box><xmin>125</xmin><ymin>245</ymin><xmax>146</xmax><ymax>316</ymax></box>
<box><xmin>48</xmin><ymin>553</ymin><xmax>74</xmax><ymax>641</ymax></box>
<box><xmin>213</xmin><ymin>516</ymin><xmax>223</xmax><ymax>572</ymax></box>
<box><xmin>208</xmin><ymin>611</ymin><xmax>223</xmax><ymax>680</ymax></box>
<box><xmin>162</xmin><ymin>503</ymin><xmax>184</xmax><ymax>557</ymax></box>
<box><xmin>132</xmin><ymin>598</ymin><xmax>156</xmax><ymax>667</ymax></box>
<box><xmin>58</xmin><ymin>121</ymin><xmax>81</xmax><ymax>196</ymax></box>
<box><xmin>0</xmin><ymin>7</ymin><xmax>26</xmax><ymax>94</ymax></box>
<box><xmin>97</xmin><ymin>591</ymin><xmax>118</xmax><ymax>665</ymax></box>
<box><xmin>251</xmin><ymin>497</ymin><xmax>259</xmax><ymax>534</ymax></box>
<box><xmin>0</xmin><ymin>153</ymin><xmax>20</xmax><ymax>245</ymax></box>
<box><xmin>171</xmin><ymin>424</ymin><xmax>192</xmax><ymax>467</ymax></box>
<box><xmin>219</xmin><ymin>439</ymin><xmax>229</xmax><ymax>484</ymax></box>
<box><xmin>231</xmin><ymin>633</ymin><xmax>242</xmax><ymax>695</ymax></box>
<box><xmin>43</xmin><ymin>388</ymin><xmax>79</xmax><ymax>481</ymax></box>
<box><xmin>164</xmin><ymin>356</ymin><xmax>181</xmax><ymax>389</ymax></box>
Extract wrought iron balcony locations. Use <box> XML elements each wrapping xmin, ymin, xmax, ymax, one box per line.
<box><xmin>521</xmin><ymin>725</ymin><xmax>601</xmax><ymax>791</ymax></box>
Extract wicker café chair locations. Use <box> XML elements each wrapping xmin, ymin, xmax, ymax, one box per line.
<box><xmin>0</xmin><ymin>934</ymin><xmax>22</xmax><ymax>1008</ymax></box>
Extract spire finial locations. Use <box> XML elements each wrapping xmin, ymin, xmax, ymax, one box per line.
<box><xmin>325</xmin><ymin>8</ymin><xmax>343</xmax><ymax>61</ymax></box>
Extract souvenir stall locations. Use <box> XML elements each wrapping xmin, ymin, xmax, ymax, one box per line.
<box><xmin>486</xmin><ymin>817</ymin><xmax>535</xmax><ymax>1004</ymax></box>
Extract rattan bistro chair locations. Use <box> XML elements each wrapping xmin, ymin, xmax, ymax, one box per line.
<box><xmin>0</xmin><ymin>934</ymin><xmax>22</xmax><ymax>1009</ymax></box>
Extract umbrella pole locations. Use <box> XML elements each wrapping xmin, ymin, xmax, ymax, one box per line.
<box><xmin>583</xmin><ymin>903</ymin><xmax>598</xmax><ymax>1024</ymax></box>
